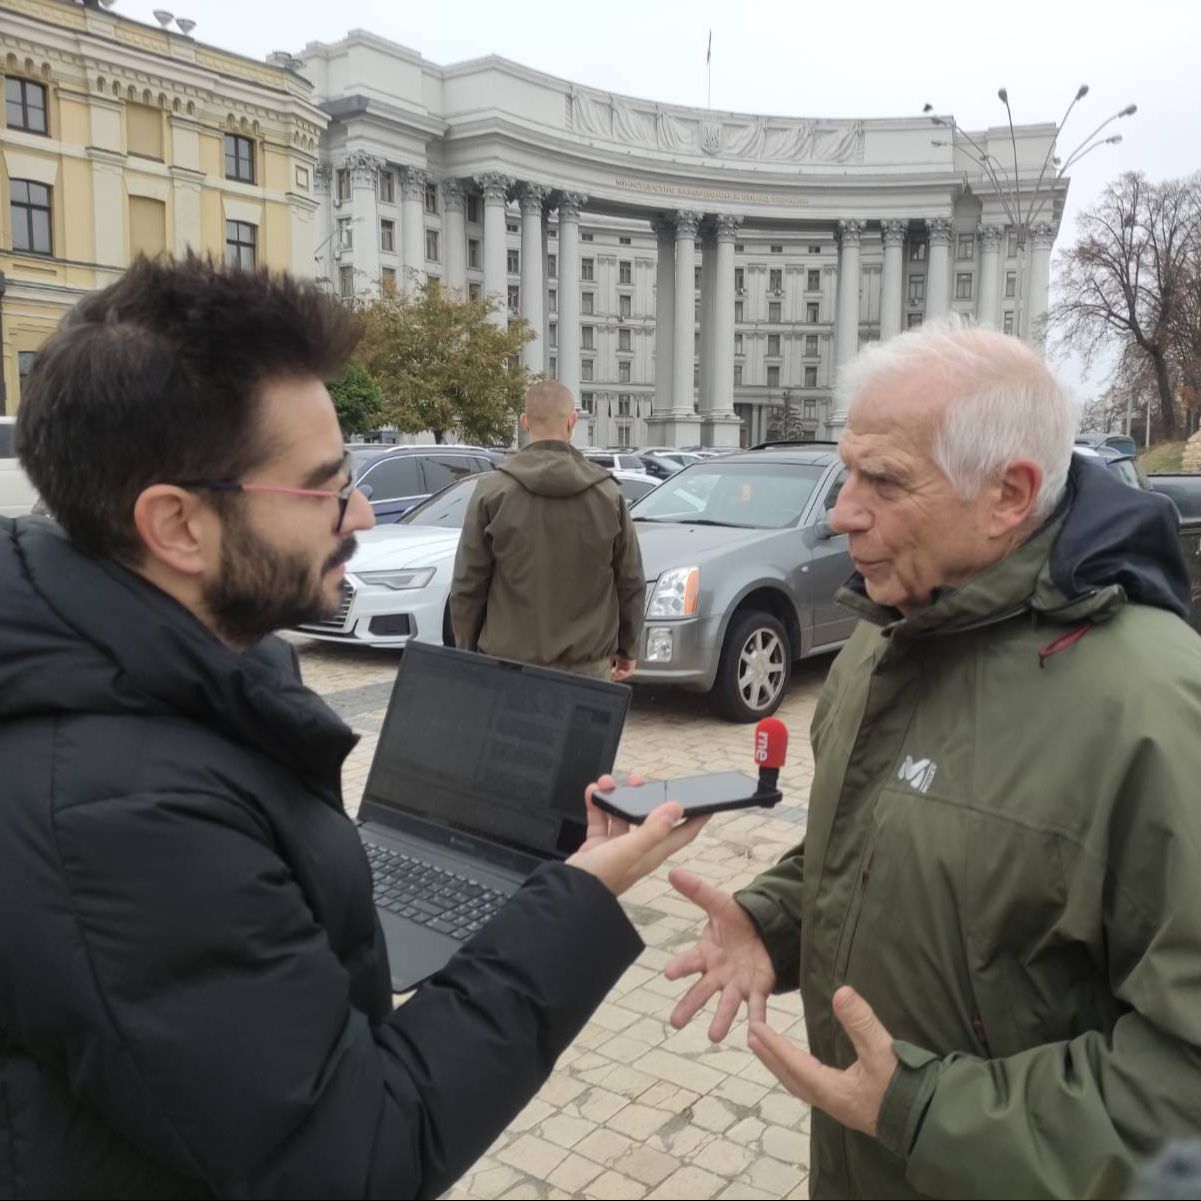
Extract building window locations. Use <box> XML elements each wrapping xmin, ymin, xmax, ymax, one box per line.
<box><xmin>381</xmin><ymin>267</ymin><xmax>397</xmax><ymax>295</ymax></box>
<box><xmin>769</xmin><ymin>268</ymin><xmax>783</xmax><ymax>292</ymax></box>
<box><xmin>909</xmin><ymin>241</ymin><xmax>927</xmax><ymax>262</ymax></box>
<box><xmin>694</xmin><ymin>331</ymin><xmax>701</xmax><ymax>354</ymax></box>
<box><xmin>507</xmin><ymin>248</ymin><xmax>519</xmax><ymax>274</ymax></box>
<box><xmin>769</xmin><ymin>302</ymin><xmax>782</xmax><ymax>323</ymax></box>
<box><xmin>620</xmin><ymin>293</ymin><xmax>632</xmax><ymax>318</ymax></box>
<box><xmin>581</xmin><ymin>359</ymin><xmax>594</xmax><ymax>382</ymax></box>
<box><xmin>694</xmin><ymin>265</ymin><xmax>702</xmax><ymax>288</ymax></box>
<box><xmin>508</xmin><ymin>284</ymin><xmax>520</xmax><ymax>312</ymax></box>
<box><xmin>468</xmin><ymin>238</ymin><xmax>481</xmax><ymax>269</ymax></box>
<box><xmin>10</xmin><ymin>180</ymin><xmax>52</xmax><ymax>255</ymax></box>
<box><xmin>467</xmin><ymin>194</ymin><xmax>481</xmax><ymax>223</ymax></box>
<box><xmin>735</xmin><ymin>267</ymin><xmax>745</xmax><ymax>292</ymax></box>
<box><xmin>548</xmin><ymin>289</ymin><xmax>557</xmax><ymax>313</ymax></box>
<box><xmin>1007</xmin><ymin>227</ymin><xmax>1018</xmax><ymax>258</ymax></box>
<box><xmin>6</xmin><ymin>78</ymin><xmax>48</xmax><ymax>135</ymax></box>
<box><xmin>1003</xmin><ymin>311</ymin><xmax>1015</xmax><ymax>335</ymax></box>
<box><xmin>770</xmin><ymin>244</ymin><xmax>783</xmax><ymax>254</ymax></box>
<box><xmin>907</xmin><ymin>312</ymin><xmax>923</xmax><ymax>329</ymax></box>
<box><xmin>767</xmin><ymin>366</ymin><xmax>781</xmax><ymax>388</ymax></box>
<box><xmin>582</xmin><ymin>291</ymin><xmax>595</xmax><ymax>315</ymax></box>
<box><xmin>734</xmin><ymin>363</ymin><xmax>743</xmax><ymax>386</ymax></box>
<box><xmin>582</xmin><ymin>391</ymin><xmax>594</xmax><ymax>413</ymax></box>
<box><xmin>469</xmin><ymin>282</ymin><xmax>482</xmax><ymax>302</ymax></box>
<box><xmin>581</xmin><ymin>258</ymin><xmax>595</xmax><ymax>281</ymax></box>
<box><xmin>957</xmin><ymin>233</ymin><xmax>974</xmax><ymax>260</ymax></box>
<box><xmin>807</xmin><ymin>302</ymin><xmax>820</xmax><ymax>323</ymax></box>
<box><xmin>619</xmin><ymin>260</ymin><xmax>633</xmax><ymax>285</ymax></box>
<box><xmin>805</xmin><ymin>397</ymin><xmax>818</xmax><ymax>418</ymax></box>
<box><xmin>336</xmin><ymin>169</ymin><xmax>351</xmax><ymax>203</ymax></box>
<box><xmin>17</xmin><ymin>350</ymin><xmax>36</xmax><ymax>398</ymax></box>
<box><xmin>582</xmin><ymin>326</ymin><xmax>595</xmax><ymax>350</ymax></box>
<box><xmin>768</xmin><ymin>334</ymin><xmax>781</xmax><ymax>356</ymax></box>
<box><xmin>735</xmin><ymin>300</ymin><xmax>744</xmax><ymax>322</ymax></box>
<box><xmin>379</xmin><ymin>170</ymin><xmax>395</xmax><ymax>204</ymax></box>
<box><xmin>126</xmin><ymin>103</ymin><xmax>163</xmax><ymax>159</ymax></box>
<box><xmin>425</xmin><ymin>182</ymin><xmax>438</xmax><ymax>214</ymax></box>
<box><xmin>548</xmin><ymin>253</ymin><xmax>557</xmax><ymax>278</ymax></box>
<box><xmin>807</xmin><ymin>269</ymin><xmax>821</xmax><ymax>291</ymax></box>
<box><xmin>619</xmin><ymin>327</ymin><xmax>632</xmax><ymax>351</ymax></box>
<box><xmin>336</xmin><ymin>265</ymin><xmax>354</xmax><ymax>298</ymax></box>
<box><xmin>225</xmin><ymin>219</ymin><xmax>256</xmax><ymax>269</ymax></box>
<box><xmin>337</xmin><ymin>217</ymin><xmax>353</xmax><ymax>250</ymax></box>
<box><xmin>908</xmin><ymin>274</ymin><xmax>926</xmax><ymax>303</ymax></box>
<box><xmin>581</xmin><ymin>231</ymin><xmax>594</xmax><ymax>242</ymax></box>
<box><xmin>548</xmin><ymin>356</ymin><xmax>557</xmax><ymax>378</ymax></box>
<box><xmin>806</xmin><ymin>334</ymin><xmax>819</xmax><ymax>356</ymax></box>
<box><xmin>734</xmin><ymin>332</ymin><xmax>744</xmax><ymax>355</ymax></box>
<box><xmin>129</xmin><ymin>195</ymin><xmax>166</xmax><ymax>258</ymax></box>
<box><xmin>224</xmin><ymin>134</ymin><xmax>255</xmax><ymax>184</ymax></box>
<box><xmin>955</xmin><ymin>272</ymin><xmax>973</xmax><ymax>300</ymax></box>
<box><xmin>809</xmin><ymin>244</ymin><xmax>822</xmax><ymax>255</ymax></box>
<box><xmin>1005</xmin><ymin>270</ymin><xmax>1017</xmax><ymax>298</ymax></box>
<box><xmin>549</xmin><ymin>323</ymin><xmax>558</xmax><ymax>348</ymax></box>
<box><xmin>426</xmin><ymin>229</ymin><xmax>440</xmax><ymax>262</ymax></box>
<box><xmin>507</xmin><ymin>221</ymin><xmax>519</xmax><ymax>234</ymax></box>
<box><xmin>619</xmin><ymin>235</ymin><xmax>632</xmax><ymax>246</ymax></box>
<box><xmin>619</xmin><ymin>360</ymin><xmax>631</xmax><ymax>383</ymax></box>
<box><xmin>618</xmin><ymin>394</ymin><xmax>632</xmax><ymax>416</ymax></box>
<box><xmin>805</xmin><ymin>366</ymin><xmax>818</xmax><ymax>388</ymax></box>
<box><xmin>380</xmin><ymin>219</ymin><xmax>395</xmax><ymax>252</ymax></box>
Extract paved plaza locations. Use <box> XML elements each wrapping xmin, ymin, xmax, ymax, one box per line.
<box><xmin>292</xmin><ymin>638</ymin><xmax>833</xmax><ymax>1201</ymax></box>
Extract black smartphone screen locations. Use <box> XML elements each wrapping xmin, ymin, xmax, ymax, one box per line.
<box><xmin>592</xmin><ymin>771</ymin><xmax>779</xmax><ymax>823</ymax></box>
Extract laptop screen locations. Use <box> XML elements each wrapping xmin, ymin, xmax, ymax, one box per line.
<box><xmin>361</xmin><ymin>643</ymin><xmax>629</xmax><ymax>858</ymax></box>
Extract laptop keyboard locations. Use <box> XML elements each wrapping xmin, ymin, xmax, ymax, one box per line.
<box><xmin>365</xmin><ymin>841</ymin><xmax>508</xmax><ymax>941</ymax></box>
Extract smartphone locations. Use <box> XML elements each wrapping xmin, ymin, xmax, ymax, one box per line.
<box><xmin>592</xmin><ymin>771</ymin><xmax>781</xmax><ymax>823</ymax></box>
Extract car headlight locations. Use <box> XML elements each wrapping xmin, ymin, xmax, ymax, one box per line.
<box><xmin>647</xmin><ymin>566</ymin><xmax>700</xmax><ymax>618</ymax></box>
<box><xmin>355</xmin><ymin>567</ymin><xmax>436</xmax><ymax>591</ymax></box>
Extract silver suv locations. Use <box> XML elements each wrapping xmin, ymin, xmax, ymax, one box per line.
<box><xmin>630</xmin><ymin>445</ymin><xmax>854</xmax><ymax>722</ymax></box>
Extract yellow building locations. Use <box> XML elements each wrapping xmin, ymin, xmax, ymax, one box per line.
<box><xmin>0</xmin><ymin>0</ymin><xmax>327</xmax><ymax>414</ymax></box>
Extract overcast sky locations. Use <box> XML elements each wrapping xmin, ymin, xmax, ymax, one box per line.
<box><xmin>123</xmin><ymin>0</ymin><xmax>1199</xmax><ymax>399</ymax></box>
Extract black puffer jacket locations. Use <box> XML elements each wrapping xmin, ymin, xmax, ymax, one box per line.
<box><xmin>0</xmin><ymin>517</ymin><xmax>642</xmax><ymax>1199</ymax></box>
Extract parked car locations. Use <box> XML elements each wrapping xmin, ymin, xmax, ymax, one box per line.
<box><xmin>1075</xmin><ymin>433</ymin><xmax>1140</xmax><ymax>457</ymax></box>
<box><xmin>347</xmin><ymin>444</ymin><xmax>502</xmax><ymax>523</ymax></box>
<box><xmin>612</xmin><ymin>470</ymin><xmax>661</xmax><ymax>505</ymax></box>
<box><xmin>0</xmin><ymin>417</ymin><xmax>38</xmax><ymax>518</ymax></box>
<box><xmin>581</xmin><ymin>449</ymin><xmax>649</xmax><ymax>475</ymax></box>
<box><xmin>630</xmin><ymin>446</ymin><xmax>853</xmax><ymax>722</ymax></box>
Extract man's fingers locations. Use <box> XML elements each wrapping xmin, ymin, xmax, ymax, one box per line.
<box><xmin>668</xmin><ymin>867</ymin><xmax>726</xmax><ymax>915</ymax></box>
<box><xmin>709</xmin><ymin>981</ymin><xmax>744</xmax><ymax>1043</ymax></box>
<box><xmin>748</xmin><ymin>989</ymin><xmax>769</xmax><ymax>1028</ymax></box>
<box><xmin>833</xmin><ymin>985</ymin><xmax>891</xmax><ymax>1065</ymax></box>
<box><xmin>670</xmin><ymin>973</ymin><xmax>722</xmax><ymax>1030</ymax></box>
<box><xmin>663</xmin><ymin>944</ymin><xmax>707</xmax><ymax>982</ymax></box>
<box><xmin>748</xmin><ymin>1021</ymin><xmax>833</xmax><ymax>1107</ymax></box>
<box><xmin>581</xmin><ymin>793</ymin><xmax>610</xmax><ymax>842</ymax></box>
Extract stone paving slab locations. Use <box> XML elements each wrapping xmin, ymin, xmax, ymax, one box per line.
<box><xmin>290</xmin><ymin>637</ymin><xmax>831</xmax><ymax>1200</ymax></box>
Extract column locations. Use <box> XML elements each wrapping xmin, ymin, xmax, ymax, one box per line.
<box><xmin>476</xmin><ymin>173</ymin><xmax>512</xmax><ymax>327</ymax></box>
<box><xmin>348</xmin><ymin>152</ymin><xmax>382</xmax><ymax>296</ymax></box>
<box><xmin>834</xmin><ymin>219</ymin><xmax>864</xmax><ymax>370</ymax></box>
<box><xmin>399</xmin><ymin>166</ymin><xmax>427</xmax><ymax>295</ymax></box>
<box><xmin>518</xmin><ymin>183</ymin><xmax>547</xmax><ymax>374</ymax></box>
<box><xmin>880</xmin><ymin>219</ymin><xmax>906</xmax><ymax>341</ymax></box>
<box><xmin>976</xmin><ymin>224</ymin><xmax>1002</xmax><ymax>329</ymax></box>
<box><xmin>699</xmin><ymin>220</ymin><xmax>717</xmax><ymax>414</ymax></box>
<box><xmin>706</xmin><ymin>213</ymin><xmax>743</xmax><ymax>447</ymax></box>
<box><xmin>442</xmin><ymin>178</ymin><xmax>468</xmax><ymax>295</ymax></box>
<box><xmin>652</xmin><ymin>215</ymin><xmax>675</xmax><ymax>418</ymax></box>
<box><xmin>557</xmin><ymin>192</ymin><xmax>588</xmax><ymax>441</ymax></box>
<box><xmin>1027</xmin><ymin>222</ymin><xmax>1056</xmax><ymax>350</ymax></box>
<box><xmin>672</xmin><ymin>211</ymin><xmax>700</xmax><ymax>415</ymax></box>
<box><xmin>926</xmin><ymin>217</ymin><xmax>953</xmax><ymax>318</ymax></box>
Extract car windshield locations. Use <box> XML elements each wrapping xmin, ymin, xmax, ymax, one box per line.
<box><xmin>399</xmin><ymin>476</ymin><xmax>482</xmax><ymax>527</ymax></box>
<box><xmin>632</xmin><ymin>461</ymin><xmax>826</xmax><ymax>529</ymax></box>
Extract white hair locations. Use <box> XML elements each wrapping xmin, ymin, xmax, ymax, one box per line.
<box><xmin>834</xmin><ymin>316</ymin><xmax>1081</xmax><ymax>520</ymax></box>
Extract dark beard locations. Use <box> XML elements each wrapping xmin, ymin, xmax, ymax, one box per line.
<box><xmin>203</xmin><ymin>514</ymin><xmax>358</xmax><ymax>648</ymax></box>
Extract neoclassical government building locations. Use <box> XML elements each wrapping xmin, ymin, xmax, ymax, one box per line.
<box><xmin>298</xmin><ymin>30</ymin><xmax>1067</xmax><ymax>448</ymax></box>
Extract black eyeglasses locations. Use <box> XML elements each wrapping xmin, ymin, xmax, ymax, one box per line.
<box><xmin>172</xmin><ymin>454</ymin><xmax>373</xmax><ymax>533</ymax></box>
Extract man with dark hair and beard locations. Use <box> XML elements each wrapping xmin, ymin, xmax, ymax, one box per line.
<box><xmin>0</xmin><ymin>256</ymin><xmax>703</xmax><ymax>1200</ymax></box>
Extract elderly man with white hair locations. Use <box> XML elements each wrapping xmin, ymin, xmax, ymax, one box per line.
<box><xmin>665</xmin><ymin>320</ymin><xmax>1201</xmax><ymax>1198</ymax></box>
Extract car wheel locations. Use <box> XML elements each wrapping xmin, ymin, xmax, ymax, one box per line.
<box><xmin>711</xmin><ymin>610</ymin><xmax>791</xmax><ymax>723</ymax></box>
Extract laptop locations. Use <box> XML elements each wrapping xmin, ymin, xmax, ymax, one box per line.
<box><xmin>357</xmin><ymin>642</ymin><xmax>631</xmax><ymax>992</ymax></box>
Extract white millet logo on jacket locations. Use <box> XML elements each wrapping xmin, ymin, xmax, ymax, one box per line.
<box><xmin>898</xmin><ymin>755</ymin><xmax>937</xmax><ymax>794</ymax></box>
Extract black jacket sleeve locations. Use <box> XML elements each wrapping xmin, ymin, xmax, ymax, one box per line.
<box><xmin>53</xmin><ymin>789</ymin><xmax>642</xmax><ymax>1198</ymax></box>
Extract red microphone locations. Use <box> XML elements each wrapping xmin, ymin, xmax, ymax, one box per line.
<box><xmin>754</xmin><ymin>718</ymin><xmax>788</xmax><ymax>794</ymax></box>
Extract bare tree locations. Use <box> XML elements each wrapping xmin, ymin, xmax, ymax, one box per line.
<box><xmin>1048</xmin><ymin>172</ymin><xmax>1201</xmax><ymax>442</ymax></box>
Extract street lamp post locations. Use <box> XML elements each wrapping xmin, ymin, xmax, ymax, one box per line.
<box><xmin>923</xmin><ymin>87</ymin><xmax>1136</xmax><ymax>342</ymax></box>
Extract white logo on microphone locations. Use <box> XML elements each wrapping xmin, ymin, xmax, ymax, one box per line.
<box><xmin>755</xmin><ymin>730</ymin><xmax>770</xmax><ymax>763</ymax></box>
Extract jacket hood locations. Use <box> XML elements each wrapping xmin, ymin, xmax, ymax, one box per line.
<box><xmin>498</xmin><ymin>441</ymin><xmax>613</xmax><ymax>498</ymax></box>
<box><xmin>0</xmin><ymin>517</ymin><xmax>356</xmax><ymax>789</ymax></box>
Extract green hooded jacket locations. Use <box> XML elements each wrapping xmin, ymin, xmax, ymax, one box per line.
<box><xmin>736</xmin><ymin>456</ymin><xmax>1201</xmax><ymax>1199</ymax></box>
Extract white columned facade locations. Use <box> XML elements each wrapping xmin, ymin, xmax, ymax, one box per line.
<box><xmin>652</xmin><ymin>215</ymin><xmax>675</xmax><ymax>419</ymax></box>
<box><xmin>519</xmin><ymin>182</ymin><xmax>547</xmax><ymax>374</ymax></box>
<box><xmin>977</xmin><ymin>223</ymin><xmax>1002</xmax><ymax>329</ymax></box>
<box><xmin>1027</xmin><ymin>222</ymin><xmax>1056</xmax><ymax>349</ymax></box>
<box><xmin>672</xmin><ymin>211</ymin><xmax>700</xmax><ymax>415</ymax></box>
<box><xmin>442</xmin><ymin>178</ymin><xmax>468</xmax><ymax>294</ymax></box>
<box><xmin>834</xmin><ymin>219</ymin><xmax>863</xmax><ymax>367</ymax></box>
<box><xmin>880</xmin><ymin>219</ymin><xmax>906</xmax><ymax>341</ymax></box>
<box><xmin>707</xmin><ymin>213</ymin><xmax>742</xmax><ymax>447</ymax></box>
<box><xmin>556</xmin><ymin>192</ymin><xmax>588</xmax><ymax>442</ymax></box>
<box><xmin>699</xmin><ymin>221</ymin><xmax>717</xmax><ymax>415</ymax></box>
<box><xmin>926</xmin><ymin>217</ymin><xmax>953</xmax><ymax>317</ymax></box>
<box><xmin>477</xmin><ymin>172</ymin><xmax>512</xmax><ymax>327</ymax></box>
<box><xmin>399</xmin><ymin>165</ymin><xmax>426</xmax><ymax>294</ymax></box>
<box><xmin>349</xmin><ymin>153</ymin><xmax>382</xmax><ymax>296</ymax></box>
